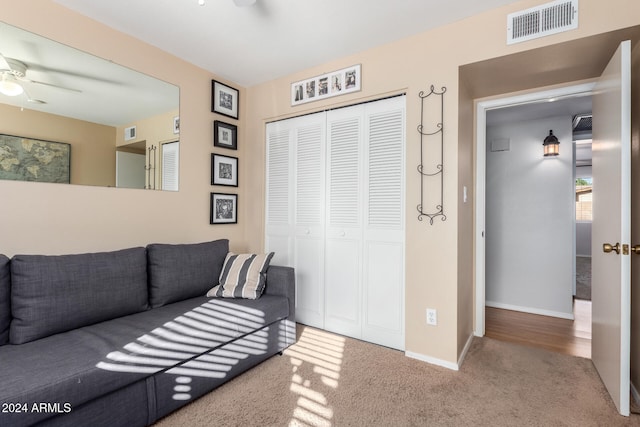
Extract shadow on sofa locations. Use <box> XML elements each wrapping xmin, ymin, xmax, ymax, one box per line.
<box><xmin>0</xmin><ymin>239</ymin><xmax>295</xmax><ymax>427</ymax></box>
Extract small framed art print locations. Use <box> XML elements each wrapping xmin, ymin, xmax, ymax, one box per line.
<box><xmin>173</xmin><ymin>116</ymin><xmax>180</xmax><ymax>134</ymax></box>
<box><xmin>291</xmin><ymin>64</ymin><xmax>361</xmax><ymax>106</ymax></box>
<box><xmin>212</xmin><ymin>80</ymin><xmax>239</xmax><ymax>119</ymax></box>
<box><xmin>213</xmin><ymin>121</ymin><xmax>237</xmax><ymax>150</ymax></box>
<box><xmin>210</xmin><ymin>192</ymin><xmax>237</xmax><ymax>224</ymax></box>
<box><xmin>211</xmin><ymin>154</ymin><xmax>238</xmax><ymax>187</ymax></box>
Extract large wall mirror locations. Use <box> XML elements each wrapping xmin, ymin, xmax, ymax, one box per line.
<box><xmin>0</xmin><ymin>21</ymin><xmax>180</xmax><ymax>191</ymax></box>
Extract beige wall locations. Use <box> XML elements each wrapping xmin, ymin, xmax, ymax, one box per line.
<box><xmin>0</xmin><ymin>103</ymin><xmax>116</xmax><ymax>187</ymax></box>
<box><xmin>457</xmin><ymin>78</ymin><xmax>474</xmax><ymax>357</ymax></box>
<box><xmin>117</xmin><ymin>109</ymin><xmax>180</xmax><ymax>189</ymax></box>
<box><xmin>244</xmin><ymin>0</ymin><xmax>640</xmax><ymax>364</ymax></box>
<box><xmin>0</xmin><ymin>1</ymin><xmax>246</xmax><ymax>256</ymax></box>
<box><xmin>2</xmin><ymin>0</ymin><xmax>640</xmax><ymax>367</ymax></box>
<box><xmin>116</xmin><ymin>110</ymin><xmax>179</xmax><ymax>148</ymax></box>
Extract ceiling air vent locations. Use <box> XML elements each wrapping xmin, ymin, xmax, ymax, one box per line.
<box><xmin>573</xmin><ymin>113</ymin><xmax>592</xmax><ymax>132</ymax></box>
<box><xmin>507</xmin><ymin>0</ymin><xmax>578</xmax><ymax>45</ymax></box>
<box><xmin>124</xmin><ymin>125</ymin><xmax>137</xmax><ymax>141</ymax></box>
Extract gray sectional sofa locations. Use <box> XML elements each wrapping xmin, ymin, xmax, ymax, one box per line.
<box><xmin>0</xmin><ymin>239</ymin><xmax>296</xmax><ymax>426</ymax></box>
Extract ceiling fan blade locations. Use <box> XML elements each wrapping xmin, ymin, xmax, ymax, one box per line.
<box><xmin>21</xmin><ymin>86</ymin><xmax>46</xmax><ymax>104</ymax></box>
<box><xmin>26</xmin><ymin>64</ymin><xmax>120</xmax><ymax>85</ymax></box>
<box><xmin>0</xmin><ymin>53</ymin><xmax>12</xmax><ymax>71</ymax></box>
<box><xmin>20</xmin><ymin>77</ymin><xmax>82</xmax><ymax>93</ymax></box>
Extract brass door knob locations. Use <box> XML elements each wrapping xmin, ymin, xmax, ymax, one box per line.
<box><xmin>632</xmin><ymin>245</ymin><xmax>640</xmax><ymax>255</ymax></box>
<box><xmin>603</xmin><ymin>243</ymin><xmax>621</xmax><ymax>254</ymax></box>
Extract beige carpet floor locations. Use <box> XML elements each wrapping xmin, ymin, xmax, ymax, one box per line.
<box><xmin>155</xmin><ymin>325</ymin><xmax>640</xmax><ymax>427</ymax></box>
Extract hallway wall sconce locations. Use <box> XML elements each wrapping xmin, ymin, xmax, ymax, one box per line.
<box><xmin>543</xmin><ymin>130</ymin><xmax>559</xmax><ymax>157</ymax></box>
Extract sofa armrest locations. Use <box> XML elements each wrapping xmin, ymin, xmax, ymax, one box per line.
<box><xmin>264</xmin><ymin>265</ymin><xmax>295</xmax><ymax>322</ymax></box>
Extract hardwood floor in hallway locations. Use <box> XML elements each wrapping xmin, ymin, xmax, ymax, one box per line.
<box><xmin>485</xmin><ymin>299</ymin><xmax>591</xmax><ymax>359</ymax></box>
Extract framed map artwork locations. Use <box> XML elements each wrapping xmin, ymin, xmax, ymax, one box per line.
<box><xmin>0</xmin><ymin>134</ymin><xmax>70</xmax><ymax>183</ymax></box>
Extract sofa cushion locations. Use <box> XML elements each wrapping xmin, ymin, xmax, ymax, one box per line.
<box><xmin>208</xmin><ymin>252</ymin><xmax>274</xmax><ymax>299</ymax></box>
<box><xmin>0</xmin><ymin>294</ymin><xmax>289</xmax><ymax>426</ymax></box>
<box><xmin>9</xmin><ymin>247</ymin><xmax>148</xmax><ymax>344</ymax></box>
<box><xmin>0</xmin><ymin>255</ymin><xmax>10</xmax><ymax>346</ymax></box>
<box><xmin>147</xmin><ymin>239</ymin><xmax>229</xmax><ymax>308</ymax></box>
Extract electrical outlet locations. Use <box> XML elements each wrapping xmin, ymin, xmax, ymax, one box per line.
<box><xmin>426</xmin><ymin>308</ymin><xmax>437</xmax><ymax>326</ymax></box>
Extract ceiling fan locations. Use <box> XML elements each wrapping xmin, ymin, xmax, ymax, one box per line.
<box><xmin>0</xmin><ymin>53</ymin><xmax>81</xmax><ymax>104</ymax></box>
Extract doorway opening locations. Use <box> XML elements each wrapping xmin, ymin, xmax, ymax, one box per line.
<box><xmin>463</xmin><ymin>29</ymin><xmax>639</xmax><ymax>417</ymax></box>
<box><xmin>475</xmin><ymin>82</ymin><xmax>595</xmax><ymax>358</ymax></box>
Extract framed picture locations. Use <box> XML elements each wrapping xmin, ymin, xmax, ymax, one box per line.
<box><xmin>211</xmin><ymin>154</ymin><xmax>238</xmax><ymax>187</ymax></box>
<box><xmin>291</xmin><ymin>64</ymin><xmax>361</xmax><ymax>106</ymax></box>
<box><xmin>213</xmin><ymin>121</ymin><xmax>237</xmax><ymax>150</ymax></box>
<box><xmin>173</xmin><ymin>116</ymin><xmax>180</xmax><ymax>134</ymax></box>
<box><xmin>212</xmin><ymin>80</ymin><xmax>239</xmax><ymax>119</ymax></box>
<box><xmin>0</xmin><ymin>134</ymin><xmax>70</xmax><ymax>184</ymax></box>
<box><xmin>210</xmin><ymin>192</ymin><xmax>237</xmax><ymax>224</ymax></box>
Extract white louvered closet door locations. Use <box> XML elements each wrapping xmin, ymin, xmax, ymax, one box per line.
<box><xmin>362</xmin><ymin>97</ymin><xmax>405</xmax><ymax>350</ymax></box>
<box><xmin>265</xmin><ymin>114</ymin><xmax>326</xmax><ymax>328</ymax></box>
<box><xmin>265</xmin><ymin>95</ymin><xmax>405</xmax><ymax>350</ymax></box>
<box><xmin>265</xmin><ymin>125</ymin><xmax>292</xmax><ymax>267</ymax></box>
<box><xmin>161</xmin><ymin>141</ymin><xmax>179</xmax><ymax>191</ymax></box>
<box><xmin>324</xmin><ymin>106</ymin><xmax>363</xmax><ymax>338</ymax></box>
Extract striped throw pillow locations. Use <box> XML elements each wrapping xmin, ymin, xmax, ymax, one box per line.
<box><xmin>207</xmin><ymin>252</ymin><xmax>274</xmax><ymax>299</ymax></box>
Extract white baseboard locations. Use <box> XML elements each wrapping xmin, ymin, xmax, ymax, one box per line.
<box><xmin>405</xmin><ymin>333</ymin><xmax>474</xmax><ymax>371</ymax></box>
<box><xmin>631</xmin><ymin>381</ymin><xmax>640</xmax><ymax>405</ymax></box>
<box><xmin>405</xmin><ymin>350</ymin><xmax>459</xmax><ymax>371</ymax></box>
<box><xmin>486</xmin><ymin>301</ymin><xmax>574</xmax><ymax>320</ymax></box>
<box><xmin>457</xmin><ymin>333</ymin><xmax>474</xmax><ymax>367</ymax></box>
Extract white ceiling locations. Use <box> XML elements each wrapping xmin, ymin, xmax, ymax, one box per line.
<box><xmin>487</xmin><ymin>95</ymin><xmax>593</xmax><ymax>164</ymax></box>
<box><xmin>486</xmin><ymin>95</ymin><xmax>592</xmax><ymax>127</ymax></box>
<box><xmin>15</xmin><ymin>0</ymin><xmax>598</xmax><ymax>131</ymax></box>
<box><xmin>53</xmin><ymin>0</ymin><xmax>523</xmax><ymax>87</ymax></box>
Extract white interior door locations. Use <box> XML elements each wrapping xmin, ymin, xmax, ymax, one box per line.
<box><xmin>265</xmin><ymin>125</ymin><xmax>293</xmax><ymax>267</ymax></box>
<box><xmin>324</xmin><ymin>106</ymin><xmax>363</xmax><ymax>337</ymax></box>
<box><xmin>591</xmin><ymin>40</ymin><xmax>631</xmax><ymax>417</ymax></box>
<box><xmin>293</xmin><ymin>120</ymin><xmax>326</xmax><ymax>328</ymax></box>
<box><xmin>115</xmin><ymin>151</ymin><xmax>145</xmax><ymax>189</ymax></box>
<box><xmin>265</xmin><ymin>96</ymin><xmax>405</xmax><ymax>349</ymax></box>
<box><xmin>161</xmin><ymin>141</ymin><xmax>179</xmax><ymax>191</ymax></box>
<box><xmin>265</xmin><ymin>115</ymin><xmax>326</xmax><ymax>329</ymax></box>
<box><xmin>361</xmin><ymin>97</ymin><xmax>406</xmax><ymax>350</ymax></box>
